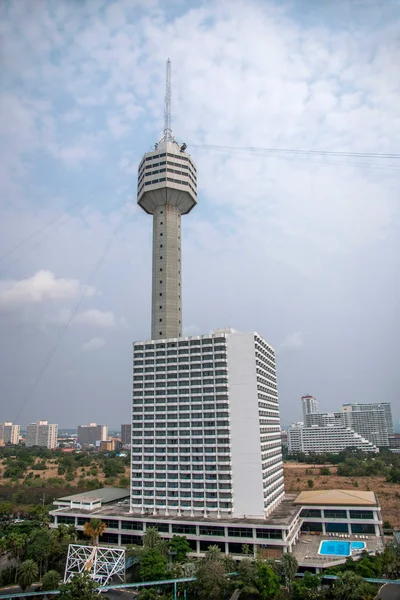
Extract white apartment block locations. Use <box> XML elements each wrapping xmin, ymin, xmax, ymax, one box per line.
<box><xmin>340</xmin><ymin>403</ymin><xmax>393</xmax><ymax>447</ymax></box>
<box><xmin>0</xmin><ymin>422</ymin><xmax>20</xmax><ymax>445</ymax></box>
<box><xmin>26</xmin><ymin>420</ymin><xmax>58</xmax><ymax>449</ymax></box>
<box><xmin>131</xmin><ymin>328</ymin><xmax>285</xmax><ymax>520</ymax></box>
<box><xmin>287</xmin><ymin>422</ymin><xmax>378</xmax><ymax>454</ymax></box>
<box><xmin>301</xmin><ymin>395</ymin><xmax>318</xmax><ymax>421</ymax></box>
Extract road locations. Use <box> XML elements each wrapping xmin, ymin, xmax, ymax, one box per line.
<box><xmin>102</xmin><ymin>590</ymin><xmax>138</xmax><ymax>600</ymax></box>
<box><xmin>0</xmin><ymin>584</ymin><xmax>40</xmax><ymax>596</ymax></box>
<box><xmin>376</xmin><ymin>583</ymin><xmax>400</xmax><ymax>600</ymax></box>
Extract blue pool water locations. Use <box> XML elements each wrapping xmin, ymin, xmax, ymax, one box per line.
<box><xmin>319</xmin><ymin>540</ymin><xmax>366</xmax><ymax>556</ymax></box>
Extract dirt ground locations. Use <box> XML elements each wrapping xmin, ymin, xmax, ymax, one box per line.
<box><xmin>0</xmin><ymin>457</ymin><xmax>130</xmax><ymax>486</ymax></box>
<box><xmin>1</xmin><ymin>457</ymin><xmax>399</xmax><ymax>527</ymax></box>
<box><xmin>283</xmin><ymin>462</ymin><xmax>400</xmax><ymax>527</ymax></box>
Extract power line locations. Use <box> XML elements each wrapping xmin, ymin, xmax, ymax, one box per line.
<box><xmin>0</xmin><ymin>159</ymin><xmax>135</xmax><ymax>274</ymax></box>
<box><xmin>190</xmin><ymin>143</ymin><xmax>400</xmax><ymax>160</ymax></box>
<box><xmin>13</xmin><ymin>201</ymin><xmax>135</xmax><ymax>423</ymax></box>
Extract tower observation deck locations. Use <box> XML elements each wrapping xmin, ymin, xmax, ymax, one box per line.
<box><xmin>137</xmin><ymin>60</ymin><xmax>197</xmax><ymax>340</ymax></box>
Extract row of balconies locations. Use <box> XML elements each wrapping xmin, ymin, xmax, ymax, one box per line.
<box><xmin>134</xmin><ymin>348</ymin><xmax>226</xmax><ymax>359</ymax></box>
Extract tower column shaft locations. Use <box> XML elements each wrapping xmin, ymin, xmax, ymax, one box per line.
<box><xmin>151</xmin><ymin>204</ymin><xmax>182</xmax><ymax>339</ymax></box>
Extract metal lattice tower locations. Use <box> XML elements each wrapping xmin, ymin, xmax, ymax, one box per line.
<box><xmin>64</xmin><ymin>544</ymin><xmax>125</xmax><ymax>586</ymax></box>
<box><xmin>137</xmin><ymin>60</ymin><xmax>198</xmax><ymax>340</ymax></box>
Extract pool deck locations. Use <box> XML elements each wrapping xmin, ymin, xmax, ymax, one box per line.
<box><xmin>293</xmin><ymin>533</ymin><xmax>384</xmax><ymax>569</ymax></box>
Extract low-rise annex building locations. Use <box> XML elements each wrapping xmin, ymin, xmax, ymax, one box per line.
<box><xmin>49</xmin><ymin>487</ymin><xmax>383</xmax><ymax>568</ymax></box>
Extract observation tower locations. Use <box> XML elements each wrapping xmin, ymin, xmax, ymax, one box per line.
<box><xmin>137</xmin><ymin>59</ymin><xmax>197</xmax><ymax>339</ymax></box>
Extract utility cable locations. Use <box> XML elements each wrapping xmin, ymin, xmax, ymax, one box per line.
<box><xmin>189</xmin><ymin>143</ymin><xmax>400</xmax><ymax>160</ymax></box>
<box><xmin>0</xmin><ymin>159</ymin><xmax>135</xmax><ymax>274</ymax></box>
<box><xmin>13</xmin><ymin>200</ymin><xmax>135</xmax><ymax>423</ymax></box>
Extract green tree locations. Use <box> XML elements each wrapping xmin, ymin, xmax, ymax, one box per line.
<box><xmin>168</xmin><ymin>535</ymin><xmax>191</xmax><ymax>562</ymax></box>
<box><xmin>138</xmin><ymin>548</ymin><xmax>168</xmax><ymax>581</ymax></box>
<box><xmin>17</xmin><ymin>559</ymin><xmax>39</xmax><ymax>591</ymax></box>
<box><xmin>58</xmin><ymin>573</ymin><xmax>99</xmax><ymax>600</ymax></box>
<box><xmin>54</xmin><ymin>523</ymin><xmax>70</xmax><ymax>542</ymax></box>
<box><xmin>279</xmin><ymin>552</ymin><xmax>298</xmax><ymax>592</ymax></box>
<box><xmin>307</xmin><ymin>479</ymin><xmax>314</xmax><ymax>488</ymax></box>
<box><xmin>195</xmin><ymin>560</ymin><xmax>229</xmax><ymax>600</ymax></box>
<box><xmin>255</xmin><ymin>561</ymin><xmax>280</xmax><ymax>600</ymax></box>
<box><xmin>236</xmin><ymin>557</ymin><xmax>258</xmax><ymax>597</ymax></box>
<box><xmin>203</xmin><ymin>544</ymin><xmax>223</xmax><ymax>562</ymax></box>
<box><xmin>41</xmin><ymin>569</ymin><xmax>61</xmax><ymax>591</ymax></box>
<box><xmin>0</xmin><ymin>501</ymin><xmax>12</xmax><ymax>517</ymax></box>
<box><xmin>27</xmin><ymin>529</ymin><xmax>53</xmax><ymax>579</ymax></box>
<box><xmin>142</xmin><ymin>526</ymin><xmax>162</xmax><ymax>549</ymax></box>
<box><xmin>7</xmin><ymin>532</ymin><xmax>27</xmax><ymax>581</ymax></box>
<box><xmin>320</xmin><ymin>467</ymin><xmax>331</xmax><ymax>475</ymax></box>
<box><xmin>332</xmin><ymin>571</ymin><xmax>377</xmax><ymax>600</ymax></box>
<box><xmin>291</xmin><ymin>572</ymin><xmax>322</xmax><ymax>600</ymax></box>
<box><xmin>242</xmin><ymin>543</ymin><xmax>251</xmax><ymax>555</ymax></box>
<box><xmin>102</xmin><ymin>458</ymin><xmax>124</xmax><ymax>478</ymax></box>
<box><xmin>138</xmin><ymin>588</ymin><xmax>160</xmax><ymax>600</ymax></box>
<box><xmin>31</xmin><ymin>504</ymin><xmax>50</xmax><ymax>525</ymax></box>
<box><xmin>66</xmin><ymin>524</ymin><xmax>77</xmax><ymax>542</ymax></box>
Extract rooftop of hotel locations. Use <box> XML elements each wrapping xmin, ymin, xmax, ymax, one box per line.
<box><xmin>294</xmin><ymin>489</ymin><xmax>378</xmax><ymax>507</ymax></box>
<box><xmin>52</xmin><ymin>493</ymin><xmax>301</xmax><ymax>528</ymax></box>
<box><xmin>56</xmin><ymin>488</ymin><xmax>129</xmax><ymax>504</ymax></box>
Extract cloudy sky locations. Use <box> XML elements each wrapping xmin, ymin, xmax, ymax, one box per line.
<box><xmin>0</xmin><ymin>0</ymin><xmax>399</xmax><ymax>430</ymax></box>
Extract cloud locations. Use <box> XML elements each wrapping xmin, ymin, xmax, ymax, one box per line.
<box><xmin>281</xmin><ymin>332</ymin><xmax>305</xmax><ymax>349</ymax></box>
<box><xmin>74</xmin><ymin>309</ymin><xmax>116</xmax><ymax>328</ymax></box>
<box><xmin>0</xmin><ymin>271</ymin><xmax>94</xmax><ymax>311</ymax></box>
<box><xmin>0</xmin><ymin>0</ymin><xmax>398</xmax><ymax>429</ymax></box>
<box><xmin>82</xmin><ymin>337</ymin><xmax>106</xmax><ymax>352</ymax></box>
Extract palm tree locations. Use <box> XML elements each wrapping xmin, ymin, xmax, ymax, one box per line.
<box><xmin>0</xmin><ymin>536</ymin><xmax>8</xmax><ymax>554</ymax></box>
<box><xmin>279</xmin><ymin>552</ymin><xmax>298</xmax><ymax>592</ymax></box>
<box><xmin>83</xmin><ymin>519</ymin><xmax>106</xmax><ymax>546</ymax></box>
<box><xmin>17</xmin><ymin>559</ymin><xmax>39</xmax><ymax>592</ymax></box>
<box><xmin>66</xmin><ymin>524</ymin><xmax>77</xmax><ymax>542</ymax></box>
<box><xmin>157</xmin><ymin>539</ymin><xmax>170</xmax><ymax>558</ymax></box>
<box><xmin>332</xmin><ymin>571</ymin><xmax>376</xmax><ymax>600</ymax></box>
<box><xmin>8</xmin><ymin>533</ymin><xmax>27</xmax><ymax>582</ymax></box>
<box><xmin>204</xmin><ymin>544</ymin><xmax>223</xmax><ymax>562</ymax></box>
<box><xmin>54</xmin><ymin>524</ymin><xmax>69</xmax><ymax>542</ymax></box>
<box><xmin>142</xmin><ymin>526</ymin><xmax>161</xmax><ymax>549</ymax></box>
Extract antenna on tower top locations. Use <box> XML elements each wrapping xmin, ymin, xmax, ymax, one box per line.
<box><xmin>163</xmin><ymin>58</ymin><xmax>173</xmax><ymax>142</ymax></box>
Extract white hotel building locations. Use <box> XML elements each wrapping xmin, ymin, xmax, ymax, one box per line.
<box><xmin>131</xmin><ymin>328</ymin><xmax>285</xmax><ymax>520</ymax></box>
<box><xmin>49</xmin><ymin>63</ymin><xmax>384</xmax><ymax>568</ymax></box>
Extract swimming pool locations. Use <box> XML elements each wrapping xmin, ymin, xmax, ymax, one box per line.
<box><xmin>319</xmin><ymin>540</ymin><xmax>366</xmax><ymax>557</ymax></box>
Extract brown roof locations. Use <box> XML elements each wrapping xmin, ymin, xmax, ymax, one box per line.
<box><xmin>294</xmin><ymin>489</ymin><xmax>377</xmax><ymax>507</ymax></box>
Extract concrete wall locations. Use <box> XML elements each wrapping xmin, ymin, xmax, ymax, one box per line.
<box><xmin>151</xmin><ymin>204</ymin><xmax>182</xmax><ymax>339</ymax></box>
<box><xmin>227</xmin><ymin>332</ymin><xmax>264</xmax><ymax>518</ymax></box>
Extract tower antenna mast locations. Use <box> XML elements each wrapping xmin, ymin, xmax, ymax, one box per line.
<box><xmin>163</xmin><ymin>58</ymin><xmax>173</xmax><ymax>142</ymax></box>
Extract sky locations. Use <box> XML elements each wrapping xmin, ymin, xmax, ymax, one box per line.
<box><xmin>0</xmin><ymin>0</ymin><xmax>399</xmax><ymax>429</ymax></box>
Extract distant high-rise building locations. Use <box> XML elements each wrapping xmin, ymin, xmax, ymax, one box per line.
<box><xmin>0</xmin><ymin>422</ymin><xmax>20</xmax><ymax>445</ymax></box>
<box><xmin>340</xmin><ymin>403</ymin><xmax>393</xmax><ymax>447</ymax></box>
<box><xmin>77</xmin><ymin>423</ymin><xmax>108</xmax><ymax>447</ymax></box>
<box><xmin>288</xmin><ymin>422</ymin><xmax>378</xmax><ymax>454</ymax></box>
<box><xmin>301</xmin><ymin>395</ymin><xmax>318</xmax><ymax>424</ymax></box>
<box><xmin>305</xmin><ymin>412</ymin><xmax>341</xmax><ymax>428</ymax></box>
<box><xmin>388</xmin><ymin>433</ymin><xmax>400</xmax><ymax>450</ymax></box>
<box><xmin>120</xmin><ymin>424</ymin><xmax>131</xmax><ymax>447</ymax></box>
<box><xmin>26</xmin><ymin>420</ymin><xmax>58</xmax><ymax>449</ymax></box>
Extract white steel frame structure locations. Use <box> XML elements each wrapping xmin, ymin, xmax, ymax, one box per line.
<box><xmin>64</xmin><ymin>544</ymin><xmax>125</xmax><ymax>585</ymax></box>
